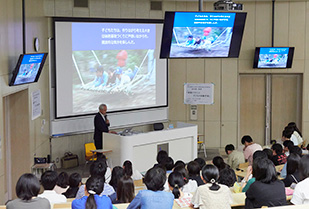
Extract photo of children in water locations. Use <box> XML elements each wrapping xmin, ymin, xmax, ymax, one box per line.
<box><xmin>72</xmin><ymin>49</ymin><xmax>156</xmax><ymax>113</ymax></box>
<box><xmin>258</xmin><ymin>53</ymin><xmax>288</xmax><ymax>68</ymax></box>
<box><xmin>170</xmin><ymin>26</ymin><xmax>233</xmax><ymax>57</ymax></box>
<box><xmin>14</xmin><ymin>63</ymin><xmax>41</xmax><ymax>85</ymax></box>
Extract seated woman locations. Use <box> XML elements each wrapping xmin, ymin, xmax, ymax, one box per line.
<box><xmin>123</xmin><ymin>160</ymin><xmax>143</xmax><ymax>180</ymax></box>
<box><xmin>218</xmin><ymin>167</ymin><xmax>236</xmax><ymax>188</ymax></box>
<box><xmin>127</xmin><ymin>166</ymin><xmax>174</xmax><ymax>209</ymax></box>
<box><xmin>173</xmin><ymin>165</ymin><xmax>198</xmax><ymax>193</ymax></box>
<box><xmin>191</xmin><ymin>165</ymin><xmax>232</xmax><ymax>209</ymax></box>
<box><xmin>6</xmin><ymin>173</ymin><xmax>50</xmax><ymax>209</ymax></box>
<box><xmin>245</xmin><ymin>158</ymin><xmax>286</xmax><ymax>208</ymax></box>
<box><xmin>72</xmin><ymin>176</ymin><xmax>113</xmax><ymax>209</ymax></box>
<box><xmin>168</xmin><ymin>171</ymin><xmax>191</xmax><ymax>199</ymax></box>
<box><xmin>212</xmin><ymin>156</ymin><xmax>228</xmax><ymax>171</ymax></box>
<box><xmin>54</xmin><ymin>172</ymin><xmax>69</xmax><ymax>195</ymax></box>
<box><xmin>114</xmin><ymin>176</ymin><xmax>135</xmax><ymax>204</ymax></box>
<box><xmin>109</xmin><ymin>166</ymin><xmax>124</xmax><ymax>192</ymax></box>
<box><xmin>291</xmin><ymin>155</ymin><xmax>309</xmax><ymax>205</ymax></box>
<box><xmin>187</xmin><ymin>161</ymin><xmax>204</xmax><ymax>186</ymax></box>
<box><xmin>282</xmin><ymin>153</ymin><xmax>301</xmax><ymax>188</ymax></box>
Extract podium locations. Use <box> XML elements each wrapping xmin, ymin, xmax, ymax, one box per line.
<box><xmin>103</xmin><ymin>122</ymin><xmax>197</xmax><ymax>172</ymax></box>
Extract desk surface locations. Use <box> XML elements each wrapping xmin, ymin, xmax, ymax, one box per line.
<box><xmin>90</xmin><ymin>149</ymin><xmax>112</xmax><ymax>153</ymax></box>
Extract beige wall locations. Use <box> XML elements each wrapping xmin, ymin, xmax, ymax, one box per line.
<box><xmin>1</xmin><ymin>0</ymin><xmax>309</xmax><ymax>204</ymax></box>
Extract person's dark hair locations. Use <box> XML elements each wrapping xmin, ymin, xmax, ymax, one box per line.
<box><xmin>116</xmin><ymin>176</ymin><xmax>135</xmax><ymax>203</ymax></box>
<box><xmin>299</xmin><ymin>155</ymin><xmax>309</xmax><ymax>180</ymax></box>
<box><xmin>252</xmin><ymin>158</ymin><xmax>277</xmax><ymax>183</ymax></box>
<box><xmin>56</xmin><ymin>172</ymin><xmax>69</xmax><ymax>188</ymax></box>
<box><xmin>63</xmin><ymin>173</ymin><xmax>82</xmax><ymax>198</ymax></box>
<box><xmin>253</xmin><ymin>150</ymin><xmax>268</xmax><ymax>160</ymax></box>
<box><xmin>174</xmin><ymin>160</ymin><xmax>185</xmax><ymax>168</ymax></box>
<box><xmin>270</xmin><ymin>140</ymin><xmax>277</xmax><ymax>145</ymax></box>
<box><xmin>271</xmin><ymin>143</ymin><xmax>283</xmax><ymax>155</ymax></box>
<box><xmin>194</xmin><ymin>158</ymin><xmax>206</xmax><ymax>170</ymax></box>
<box><xmin>41</xmin><ymin>170</ymin><xmax>58</xmax><ymax>190</ymax></box>
<box><xmin>283</xmin><ymin>140</ymin><xmax>294</xmax><ymax>151</ymax></box>
<box><xmin>123</xmin><ymin>160</ymin><xmax>133</xmax><ymax>177</ymax></box>
<box><xmin>85</xmin><ymin>176</ymin><xmax>104</xmax><ymax>209</ymax></box>
<box><xmin>288</xmin><ymin>122</ymin><xmax>302</xmax><ymax>137</ymax></box>
<box><xmin>218</xmin><ymin>167</ymin><xmax>236</xmax><ymax>187</ymax></box>
<box><xmin>68</xmin><ymin>173</ymin><xmax>81</xmax><ymax>188</ymax></box>
<box><xmin>241</xmin><ymin>135</ymin><xmax>253</xmax><ymax>145</ymax></box>
<box><xmin>163</xmin><ymin>157</ymin><xmax>174</xmax><ymax>171</ymax></box>
<box><xmin>187</xmin><ymin>161</ymin><xmax>200</xmax><ymax>176</ymax></box>
<box><xmin>225</xmin><ymin>144</ymin><xmax>235</xmax><ymax>155</ymax></box>
<box><xmin>212</xmin><ymin>156</ymin><xmax>227</xmax><ymax>171</ymax></box>
<box><xmin>156</xmin><ymin>150</ymin><xmax>168</xmax><ymax>164</ymax></box>
<box><xmin>110</xmin><ymin>166</ymin><xmax>124</xmax><ymax>191</ymax></box>
<box><xmin>262</xmin><ymin>148</ymin><xmax>273</xmax><ymax>160</ymax></box>
<box><xmin>144</xmin><ymin>166</ymin><xmax>166</xmax><ymax>191</ymax></box>
<box><xmin>168</xmin><ymin>171</ymin><xmax>185</xmax><ymax>199</ymax></box>
<box><xmin>16</xmin><ymin>173</ymin><xmax>40</xmax><ymax>201</ymax></box>
<box><xmin>290</xmin><ymin>146</ymin><xmax>302</xmax><ymax>157</ymax></box>
<box><xmin>306</xmin><ymin>143</ymin><xmax>309</xmax><ymax>151</ymax></box>
<box><xmin>90</xmin><ymin>160</ymin><xmax>107</xmax><ymax>178</ymax></box>
<box><xmin>173</xmin><ymin>165</ymin><xmax>189</xmax><ymax>184</ymax></box>
<box><xmin>286</xmin><ymin>153</ymin><xmax>301</xmax><ymax>175</ymax></box>
<box><xmin>201</xmin><ymin>165</ymin><xmax>220</xmax><ymax>191</ymax></box>
<box><xmin>283</xmin><ymin>126</ymin><xmax>294</xmax><ymax>138</ymax></box>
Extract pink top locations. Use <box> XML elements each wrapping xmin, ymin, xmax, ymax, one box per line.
<box><xmin>243</xmin><ymin>143</ymin><xmax>263</xmax><ymax>165</ymax></box>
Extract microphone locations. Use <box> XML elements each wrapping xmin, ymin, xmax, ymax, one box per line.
<box><xmin>104</xmin><ymin>115</ymin><xmax>108</xmax><ymax>121</ymax></box>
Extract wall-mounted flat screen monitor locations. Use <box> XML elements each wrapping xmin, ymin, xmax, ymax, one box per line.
<box><xmin>9</xmin><ymin>53</ymin><xmax>48</xmax><ymax>86</ymax></box>
<box><xmin>160</xmin><ymin>11</ymin><xmax>247</xmax><ymax>58</ymax></box>
<box><xmin>253</xmin><ymin>47</ymin><xmax>294</xmax><ymax>68</ymax></box>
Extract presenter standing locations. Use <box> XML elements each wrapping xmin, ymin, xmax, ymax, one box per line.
<box><xmin>94</xmin><ymin>104</ymin><xmax>110</xmax><ymax>150</ymax></box>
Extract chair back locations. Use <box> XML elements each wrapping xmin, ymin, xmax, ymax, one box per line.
<box><xmin>85</xmin><ymin>142</ymin><xmax>96</xmax><ymax>161</ymax></box>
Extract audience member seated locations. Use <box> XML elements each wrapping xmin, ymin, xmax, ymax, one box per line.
<box><xmin>291</xmin><ymin>155</ymin><xmax>309</xmax><ymax>205</ymax></box>
<box><xmin>225</xmin><ymin>144</ymin><xmax>245</xmax><ymax>169</ymax></box>
<box><xmin>163</xmin><ymin>157</ymin><xmax>175</xmax><ymax>173</ymax></box>
<box><xmin>282</xmin><ymin>153</ymin><xmax>301</xmax><ymax>188</ymax></box>
<box><xmin>218</xmin><ymin>167</ymin><xmax>236</xmax><ymax>188</ymax></box>
<box><xmin>63</xmin><ymin>172</ymin><xmax>82</xmax><ymax>198</ymax></box>
<box><xmin>283</xmin><ymin>140</ymin><xmax>294</xmax><ymax>157</ymax></box>
<box><xmin>6</xmin><ymin>173</ymin><xmax>50</xmax><ymax>209</ymax></box>
<box><xmin>241</xmin><ymin>135</ymin><xmax>263</xmax><ymax>165</ymax></box>
<box><xmin>187</xmin><ymin>161</ymin><xmax>204</xmax><ymax>186</ymax></box>
<box><xmin>282</xmin><ymin>126</ymin><xmax>299</xmax><ymax>146</ymax></box>
<box><xmin>123</xmin><ymin>160</ymin><xmax>143</xmax><ymax>180</ymax></box>
<box><xmin>262</xmin><ymin>148</ymin><xmax>273</xmax><ymax>160</ymax></box>
<box><xmin>280</xmin><ymin>146</ymin><xmax>303</xmax><ymax>178</ymax></box>
<box><xmin>109</xmin><ymin>166</ymin><xmax>124</xmax><ymax>192</ymax></box>
<box><xmin>174</xmin><ymin>160</ymin><xmax>186</xmax><ymax>168</ymax></box>
<box><xmin>174</xmin><ymin>165</ymin><xmax>198</xmax><ymax>193</ymax></box>
<box><xmin>271</xmin><ymin>143</ymin><xmax>287</xmax><ymax>166</ymax></box>
<box><xmin>114</xmin><ymin>176</ymin><xmax>135</xmax><ymax>204</ymax></box>
<box><xmin>245</xmin><ymin>158</ymin><xmax>286</xmax><ymax>209</ymax></box>
<box><xmin>76</xmin><ymin>160</ymin><xmax>116</xmax><ymax>201</ymax></box>
<box><xmin>38</xmin><ymin>170</ymin><xmax>67</xmax><ymax>205</ymax></box>
<box><xmin>72</xmin><ymin>176</ymin><xmax>113</xmax><ymax>209</ymax></box>
<box><xmin>241</xmin><ymin>151</ymin><xmax>268</xmax><ymax>193</ymax></box>
<box><xmin>154</xmin><ymin>150</ymin><xmax>169</xmax><ymax>167</ymax></box>
<box><xmin>287</xmin><ymin>122</ymin><xmax>303</xmax><ymax>146</ymax></box>
<box><xmin>213</xmin><ymin>156</ymin><xmax>228</xmax><ymax>171</ymax></box>
<box><xmin>98</xmin><ymin>155</ymin><xmax>112</xmax><ymax>183</ymax></box>
<box><xmin>191</xmin><ymin>165</ymin><xmax>232</xmax><ymax>209</ymax></box>
<box><xmin>54</xmin><ymin>171</ymin><xmax>69</xmax><ymax>195</ymax></box>
<box><xmin>168</xmin><ymin>171</ymin><xmax>191</xmax><ymax>199</ymax></box>
<box><xmin>127</xmin><ymin>166</ymin><xmax>174</xmax><ymax>209</ymax></box>
<box><xmin>194</xmin><ymin>157</ymin><xmax>206</xmax><ymax>170</ymax></box>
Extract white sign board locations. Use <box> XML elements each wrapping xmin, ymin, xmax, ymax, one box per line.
<box><xmin>184</xmin><ymin>83</ymin><xmax>214</xmax><ymax>105</ymax></box>
<box><xmin>32</xmin><ymin>90</ymin><xmax>41</xmax><ymax>120</ymax></box>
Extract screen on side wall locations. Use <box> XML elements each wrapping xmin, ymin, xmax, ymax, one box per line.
<box><xmin>54</xmin><ymin>19</ymin><xmax>167</xmax><ymax>118</ymax></box>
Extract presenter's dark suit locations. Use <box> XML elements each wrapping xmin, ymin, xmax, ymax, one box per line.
<box><xmin>93</xmin><ymin>112</ymin><xmax>109</xmax><ymax>149</ymax></box>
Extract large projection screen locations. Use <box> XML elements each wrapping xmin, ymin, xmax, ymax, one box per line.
<box><xmin>51</xmin><ymin>18</ymin><xmax>168</xmax><ymax>136</ymax></box>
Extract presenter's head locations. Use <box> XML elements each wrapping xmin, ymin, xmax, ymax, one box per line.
<box><xmin>99</xmin><ymin>104</ymin><xmax>107</xmax><ymax>115</ymax></box>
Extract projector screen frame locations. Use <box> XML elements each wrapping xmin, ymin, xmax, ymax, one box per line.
<box><xmin>52</xmin><ymin>17</ymin><xmax>168</xmax><ymax>120</ymax></box>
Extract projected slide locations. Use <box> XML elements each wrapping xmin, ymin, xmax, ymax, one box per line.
<box><xmin>170</xmin><ymin>12</ymin><xmax>236</xmax><ymax>58</ymax></box>
<box><xmin>14</xmin><ymin>54</ymin><xmax>44</xmax><ymax>85</ymax></box>
<box><xmin>258</xmin><ymin>47</ymin><xmax>289</xmax><ymax>68</ymax></box>
<box><xmin>55</xmin><ymin>21</ymin><xmax>167</xmax><ymax>118</ymax></box>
